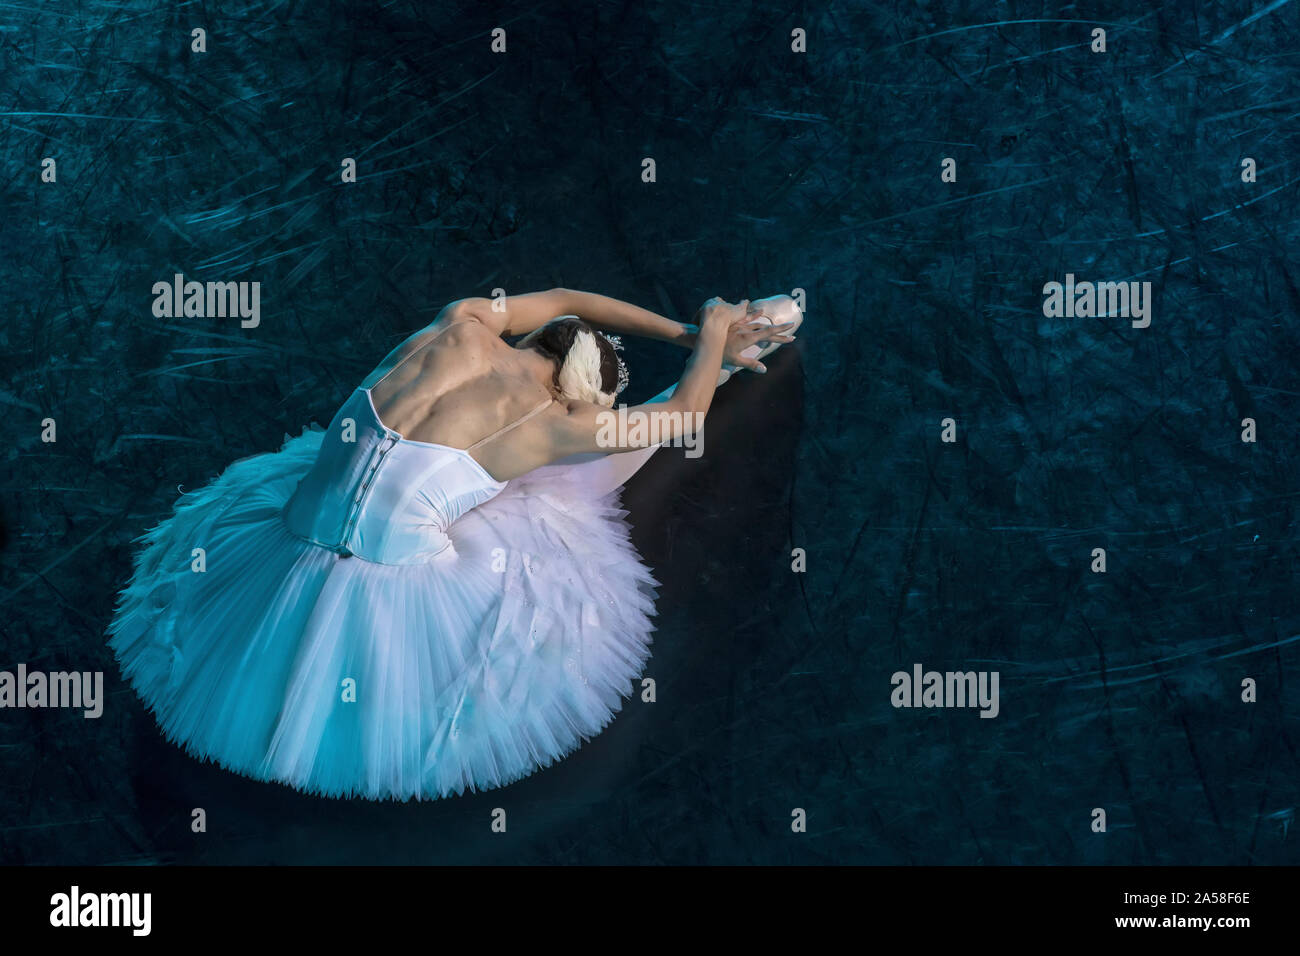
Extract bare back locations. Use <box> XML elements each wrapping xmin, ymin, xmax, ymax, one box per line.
<box><xmin>361</xmin><ymin>320</ymin><xmax>560</xmax><ymax>481</ymax></box>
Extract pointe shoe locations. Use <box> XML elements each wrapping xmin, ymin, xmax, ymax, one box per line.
<box><xmin>716</xmin><ymin>294</ymin><xmax>803</xmax><ymax>386</ymax></box>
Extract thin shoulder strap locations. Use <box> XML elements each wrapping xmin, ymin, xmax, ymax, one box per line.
<box><xmin>367</xmin><ymin>322</ymin><xmax>457</xmax><ymax>391</ymax></box>
<box><xmin>467</xmin><ymin>397</ymin><xmax>555</xmax><ymax>452</ymax></box>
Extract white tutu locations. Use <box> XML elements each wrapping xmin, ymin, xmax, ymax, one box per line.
<box><xmin>107</xmin><ymin>395</ymin><xmax>658</xmax><ymax>801</ymax></box>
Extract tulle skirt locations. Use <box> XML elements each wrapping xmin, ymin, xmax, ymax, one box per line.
<box><xmin>107</xmin><ymin>426</ymin><xmax>658</xmax><ymax>800</ymax></box>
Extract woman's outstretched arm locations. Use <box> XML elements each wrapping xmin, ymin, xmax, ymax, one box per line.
<box><xmin>548</xmin><ymin>288</ymin><xmax>697</xmax><ymax>347</ymax></box>
<box><xmin>439</xmin><ymin>288</ymin><xmax>697</xmax><ymax>345</ymax></box>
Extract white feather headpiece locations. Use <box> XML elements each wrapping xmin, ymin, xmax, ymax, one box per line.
<box><xmin>521</xmin><ymin>316</ymin><xmax>629</xmax><ymax>406</ymax></box>
<box><xmin>558</xmin><ymin>328</ymin><xmax>618</xmax><ymax>407</ymax></box>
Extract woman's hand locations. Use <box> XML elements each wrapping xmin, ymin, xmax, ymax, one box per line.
<box><xmin>693</xmin><ymin>297</ymin><xmax>797</xmax><ymax>371</ymax></box>
<box><xmin>720</xmin><ymin>309</ymin><xmax>797</xmax><ymax>373</ymax></box>
<box><xmin>694</xmin><ymin>297</ymin><xmax>750</xmax><ymax>340</ymax></box>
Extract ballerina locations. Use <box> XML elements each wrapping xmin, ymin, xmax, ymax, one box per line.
<box><xmin>107</xmin><ymin>289</ymin><xmax>800</xmax><ymax>800</ymax></box>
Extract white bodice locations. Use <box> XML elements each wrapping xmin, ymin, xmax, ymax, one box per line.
<box><xmin>282</xmin><ymin>388</ymin><xmax>507</xmax><ymax>565</ymax></box>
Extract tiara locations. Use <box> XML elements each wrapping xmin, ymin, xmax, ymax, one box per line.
<box><xmin>597</xmin><ymin>331</ymin><xmax>630</xmax><ymax>394</ymax></box>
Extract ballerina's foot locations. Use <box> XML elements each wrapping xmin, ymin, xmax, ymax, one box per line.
<box><xmin>717</xmin><ymin>294</ymin><xmax>803</xmax><ymax>385</ymax></box>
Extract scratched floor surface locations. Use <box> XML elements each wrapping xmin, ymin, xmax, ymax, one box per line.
<box><xmin>1</xmin><ymin>1</ymin><xmax>1298</xmax><ymax>863</ymax></box>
